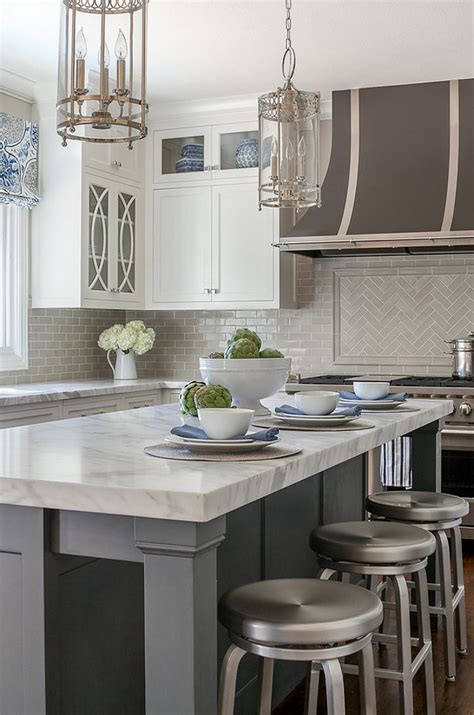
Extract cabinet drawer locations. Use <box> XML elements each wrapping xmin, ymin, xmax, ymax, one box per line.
<box><xmin>63</xmin><ymin>396</ymin><xmax>123</xmax><ymax>419</ymax></box>
<box><xmin>163</xmin><ymin>389</ymin><xmax>181</xmax><ymax>404</ymax></box>
<box><xmin>0</xmin><ymin>403</ymin><xmax>62</xmax><ymax>428</ymax></box>
<box><xmin>122</xmin><ymin>392</ymin><xmax>159</xmax><ymax>410</ymax></box>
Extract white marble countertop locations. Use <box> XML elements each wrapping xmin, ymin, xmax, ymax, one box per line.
<box><xmin>0</xmin><ymin>378</ymin><xmax>186</xmax><ymax>407</ymax></box>
<box><xmin>0</xmin><ymin>397</ymin><xmax>451</xmax><ymax>522</ymax></box>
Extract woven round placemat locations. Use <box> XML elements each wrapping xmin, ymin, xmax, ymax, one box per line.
<box><xmin>252</xmin><ymin>418</ymin><xmax>375</xmax><ymax>432</ymax></box>
<box><xmin>144</xmin><ymin>443</ymin><xmax>302</xmax><ymax>462</ymax></box>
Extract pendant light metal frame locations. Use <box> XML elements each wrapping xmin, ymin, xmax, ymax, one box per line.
<box><xmin>258</xmin><ymin>0</ymin><xmax>321</xmax><ymax>210</ymax></box>
<box><xmin>56</xmin><ymin>0</ymin><xmax>148</xmax><ymax>147</ymax></box>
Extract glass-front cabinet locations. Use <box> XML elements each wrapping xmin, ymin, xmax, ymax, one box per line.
<box><xmin>153</xmin><ymin>121</ymin><xmax>259</xmax><ymax>184</ymax></box>
<box><xmin>83</xmin><ymin>174</ymin><xmax>142</xmax><ymax>306</ymax></box>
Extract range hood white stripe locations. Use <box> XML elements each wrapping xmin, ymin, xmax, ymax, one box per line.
<box><xmin>441</xmin><ymin>79</ymin><xmax>460</xmax><ymax>232</ymax></box>
<box><xmin>337</xmin><ymin>88</ymin><xmax>360</xmax><ymax>237</ymax></box>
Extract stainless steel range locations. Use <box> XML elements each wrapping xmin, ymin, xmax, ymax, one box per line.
<box><xmin>286</xmin><ymin>374</ymin><xmax>474</xmax><ymax>538</ymax></box>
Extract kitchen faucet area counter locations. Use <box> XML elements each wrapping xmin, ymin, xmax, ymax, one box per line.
<box><xmin>0</xmin><ymin>398</ymin><xmax>451</xmax><ymax>522</ymax></box>
<box><xmin>0</xmin><ymin>398</ymin><xmax>451</xmax><ymax>715</ymax></box>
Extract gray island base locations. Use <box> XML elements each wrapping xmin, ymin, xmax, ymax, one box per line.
<box><xmin>0</xmin><ymin>398</ymin><xmax>449</xmax><ymax>715</ymax></box>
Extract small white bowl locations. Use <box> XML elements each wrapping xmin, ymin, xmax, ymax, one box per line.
<box><xmin>294</xmin><ymin>390</ymin><xmax>339</xmax><ymax>415</ymax></box>
<box><xmin>198</xmin><ymin>408</ymin><xmax>254</xmax><ymax>440</ymax></box>
<box><xmin>353</xmin><ymin>381</ymin><xmax>390</xmax><ymax>400</ymax></box>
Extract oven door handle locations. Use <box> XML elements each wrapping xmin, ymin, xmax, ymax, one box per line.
<box><xmin>442</xmin><ymin>428</ymin><xmax>474</xmax><ymax>436</ymax></box>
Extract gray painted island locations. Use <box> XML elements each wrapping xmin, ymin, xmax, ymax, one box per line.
<box><xmin>0</xmin><ymin>397</ymin><xmax>450</xmax><ymax>715</ymax></box>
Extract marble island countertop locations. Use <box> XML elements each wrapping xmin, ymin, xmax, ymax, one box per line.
<box><xmin>0</xmin><ymin>397</ymin><xmax>451</xmax><ymax>522</ymax></box>
<box><xmin>0</xmin><ymin>378</ymin><xmax>186</xmax><ymax>407</ymax></box>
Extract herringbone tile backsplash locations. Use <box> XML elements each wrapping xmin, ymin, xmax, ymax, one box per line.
<box><xmin>3</xmin><ymin>254</ymin><xmax>473</xmax><ymax>385</ymax></box>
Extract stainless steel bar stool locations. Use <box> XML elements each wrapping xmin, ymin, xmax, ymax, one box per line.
<box><xmin>218</xmin><ymin>578</ymin><xmax>383</xmax><ymax>715</ymax></box>
<box><xmin>310</xmin><ymin>521</ymin><xmax>436</xmax><ymax>715</ymax></box>
<box><xmin>366</xmin><ymin>490</ymin><xmax>469</xmax><ymax>681</ymax></box>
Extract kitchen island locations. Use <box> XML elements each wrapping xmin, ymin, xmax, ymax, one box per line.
<box><xmin>0</xmin><ymin>397</ymin><xmax>450</xmax><ymax>715</ymax></box>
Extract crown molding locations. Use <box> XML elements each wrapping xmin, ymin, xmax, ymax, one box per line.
<box><xmin>0</xmin><ymin>70</ymin><xmax>35</xmax><ymax>103</ymax></box>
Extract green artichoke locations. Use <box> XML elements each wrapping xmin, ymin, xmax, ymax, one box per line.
<box><xmin>179</xmin><ymin>380</ymin><xmax>205</xmax><ymax>417</ymax></box>
<box><xmin>194</xmin><ymin>384</ymin><xmax>232</xmax><ymax>410</ymax></box>
<box><xmin>225</xmin><ymin>338</ymin><xmax>260</xmax><ymax>359</ymax></box>
<box><xmin>259</xmin><ymin>348</ymin><xmax>285</xmax><ymax>358</ymax></box>
<box><xmin>227</xmin><ymin>328</ymin><xmax>261</xmax><ymax>351</ymax></box>
<box><xmin>207</xmin><ymin>351</ymin><xmax>225</xmax><ymax>359</ymax></box>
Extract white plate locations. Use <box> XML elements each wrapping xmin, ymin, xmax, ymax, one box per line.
<box><xmin>169</xmin><ymin>433</ymin><xmax>254</xmax><ymax>445</ymax></box>
<box><xmin>272</xmin><ymin>412</ymin><xmax>358</xmax><ymax>426</ymax></box>
<box><xmin>165</xmin><ymin>435</ymin><xmax>279</xmax><ymax>454</ymax></box>
<box><xmin>338</xmin><ymin>399</ymin><xmax>404</xmax><ymax>410</ymax></box>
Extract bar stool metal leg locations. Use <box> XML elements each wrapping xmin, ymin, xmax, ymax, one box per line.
<box><xmin>322</xmin><ymin>659</ymin><xmax>346</xmax><ymax>715</ymax></box>
<box><xmin>218</xmin><ymin>644</ymin><xmax>246</xmax><ymax>715</ymax></box>
<box><xmin>358</xmin><ymin>641</ymin><xmax>377</xmax><ymax>714</ymax></box>
<box><xmin>435</xmin><ymin>529</ymin><xmax>456</xmax><ymax>681</ymax></box>
<box><xmin>257</xmin><ymin>658</ymin><xmax>274</xmax><ymax>715</ymax></box>
<box><xmin>451</xmin><ymin>525</ymin><xmax>468</xmax><ymax>655</ymax></box>
<box><xmin>413</xmin><ymin>567</ymin><xmax>435</xmax><ymax>715</ymax></box>
<box><xmin>304</xmin><ymin>662</ymin><xmax>320</xmax><ymax>714</ymax></box>
<box><xmin>391</xmin><ymin>574</ymin><xmax>414</xmax><ymax>715</ymax></box>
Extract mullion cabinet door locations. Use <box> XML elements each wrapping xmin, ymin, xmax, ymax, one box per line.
<box><xmin>85</xmin><ymin>178</ymin><xmax>112</xmax><ymax>297</ymax></box>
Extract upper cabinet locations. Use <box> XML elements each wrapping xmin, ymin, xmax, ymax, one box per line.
<box><xmin>83</xmin><ymin>138</ymin><xmax>144</xmax><ymax>185</ymax></box>
<box><xmin>153</xmin><ymin>121</ymin><xmax>259</xmax><ymax>184</ymax></box>
<box><xmin>32</xmin><ymin>116</ymin><xmax>144</xmax><ymax>309</ymax></box>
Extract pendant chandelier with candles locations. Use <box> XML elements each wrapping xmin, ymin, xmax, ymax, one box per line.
<box><xmin>56</xmin><ymin>0</ymin><xmax>148</xmax><ymax>148</ymax></box>
<box><xmin>258</xmin><ymin>0</ymin><xmax>321</xmax><ymax>210</ymax></box>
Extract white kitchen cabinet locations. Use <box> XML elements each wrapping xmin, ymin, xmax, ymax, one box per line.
<box><xmin>0</xmin><ymin>403</ymin><xmax>63</xmax><ymax>429</ymax></box>
<box><xmin>211</xmin><ymin>183</ymin><xmax>276</xmax><ymax>304</ymax></box>
<box><xmin>148</xmin><ymin>181</ymin><xmax>296</xmax><ymax>310</ymax></box>
<box><xmin>82</xmin><ymin>173</ymin><xmax>143</xmax><ymax>306</ymax></box>
<box><xmin>211</xmin><ymin>122</ymin><xmax>258</xmax><ymax>180</ymax></box>
<box><xmin>83</xmin><ymin>138</ymin><xmax>143</xmax><ymax>185</ymax></box>
<box><xmin>152</xmin><ymin>121</ymin><xmax>259</xmax><ymax>185</ymax></box>
<box><xmin>151</xmin><ymin>186</ymin><xmax>213</xmax><ymax>305</ymax></box>
<box><xmin>121</xmin><ymin>392</ymin><xmax>159</xmax><ymax>410</ymax></box>
<box><xmin>62</xmin><ymin>395</ymin><xmax>124</xmax><ymax>419</ymax></box>
<box><xmin>31</xmin><ymin>114</ymin><xmax>144</xmax><ymax>309</ymax></box>
<box><xmin>153</xmin><ymin>126</ymin><xmax>212</xmax><ymax>184</ymax></box>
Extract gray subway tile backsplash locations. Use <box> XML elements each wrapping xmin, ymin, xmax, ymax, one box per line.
<box><xmin>1</xmin><ymin>254</ymin><xmax>473</xmax><ymax>386</ymax></box>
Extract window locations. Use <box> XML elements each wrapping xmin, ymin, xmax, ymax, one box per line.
<box><xmin>0</xmin><ymin>204</ymin><xmax>28</xmax><ymax>370</ymax></box>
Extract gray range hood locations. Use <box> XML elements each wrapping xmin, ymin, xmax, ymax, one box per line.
<box><xmin>276</xmin><ymin>78</ymin><xmax>473</xmax><ymax>255</ymax></box>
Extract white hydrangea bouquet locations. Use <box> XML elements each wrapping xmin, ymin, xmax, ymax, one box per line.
<box><xmin>98</xmin><ymin>320</ymin><xmax>155</xmax><ymax>380</ymax></box>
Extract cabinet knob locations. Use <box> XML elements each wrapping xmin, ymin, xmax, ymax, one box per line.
<box><xmin>111</xmin><ymin>160</ymin><xmax>122</xmax><ymax>168</ymax></box>
<box><xmin>110</xmin><ymin>287</ymin><xmax>121</xmax><ymax>293</ymax></box>
<box><xmin>210</xmin><ymin>288</ymin><xmax>218</xmax><ymax>294</ymax></box>
<box><xmin>203</xmin><ymin>288</ymin><xmax>210</xmax><ymax>294</ymax></box>
<box><xmin>212</xmin><ymin>165</ymin><xmax>219</xmax><ymax>171</ymax></box>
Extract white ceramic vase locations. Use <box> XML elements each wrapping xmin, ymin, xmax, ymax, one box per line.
<box><xmin>107</xmin><ymin>349</ymin><xmax>138</xmax><ymax>380</ymax></box>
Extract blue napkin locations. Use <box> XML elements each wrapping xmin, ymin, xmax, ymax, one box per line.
<box><xmin>170</xmin><ymin>425</ymin><xmax>279</xmax><ymax>442</ymax></box>
<box><xmin>275</xmin><ymin>404</ymin><xmax>362</xmax><ymax>417</ymax></box>
<box><xmin>339</xmin><ymin>391</ymin><xmax>407</xmax><ymax>402</ymax></box>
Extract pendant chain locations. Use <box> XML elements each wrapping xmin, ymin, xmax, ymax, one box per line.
<box><xmin>285</xmin><ymin>0</ymin><xmax>292</xmax><ymax>49</ymax></box>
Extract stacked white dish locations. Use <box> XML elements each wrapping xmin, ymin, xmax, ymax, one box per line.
<box><xmin>273</xmin><ymin>391</ymin><xmax>361</xmax><ymax>427</ymax></box>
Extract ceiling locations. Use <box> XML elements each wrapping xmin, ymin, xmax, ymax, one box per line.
<box><xmin>1</xmin><ymin>0</ymin><xmax>473</xmax><ymax>110</ymax></box>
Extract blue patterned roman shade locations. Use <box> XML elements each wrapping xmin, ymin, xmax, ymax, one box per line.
<box><xmin>0</xmin><ymin>112</ymin><xmax>40</xmax><ymax>209</ymax></box>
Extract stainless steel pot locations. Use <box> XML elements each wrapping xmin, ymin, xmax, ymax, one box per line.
<box><xmin>446</xmin><ymin>333</ymin><xmax>474</xmax><ymax>380</ymax></box>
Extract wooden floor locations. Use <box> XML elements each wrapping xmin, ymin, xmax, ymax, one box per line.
<box><xmin>274</xmin><ymin>541</ymin><xmax>474</xmax><ymax>714</ymax></box>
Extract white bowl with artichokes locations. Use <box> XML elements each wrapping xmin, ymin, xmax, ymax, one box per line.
<box><xmin>199</xmin><ymin>329</ymin><xmax>291</xmax><ymax>416</ymax></box>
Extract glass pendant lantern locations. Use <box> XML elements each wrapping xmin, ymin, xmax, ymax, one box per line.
<box><xmin>56</xmin><ymin>0</ymin><xmax>148</xmax><ymax>148</ymax></box>
<box><xmin>258</xmin><ymin>0</ymin><xmax>321</xmax><ymax>210</ymax></box>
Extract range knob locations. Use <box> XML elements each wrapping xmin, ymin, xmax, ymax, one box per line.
<box><xmin>459</xmin><ymin>402</ymin><xmax>472</xmax><ymax>416</ymax></box>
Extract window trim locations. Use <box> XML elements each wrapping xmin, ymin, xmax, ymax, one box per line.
<box><xmin>0</xmin><ymin>205</ymin><xmax>28</xmax><ymax>371</ymax></box>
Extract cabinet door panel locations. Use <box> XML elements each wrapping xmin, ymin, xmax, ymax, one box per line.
<box><xmin>211</xmin><ymin>184</ymin><xmax>275</xmax><ymax>303</ymax></box>
<box><xmin>83</xmin><ymin>139</ymin><xmax>143</xmax><ymax>184</ymax></box>
<box><xmin>63</xmin><ymin>397</ymin><xmax>123</xmax><ymax>419</ymax></box>
<box><xmin>86</xmin><ymin>181</ymin><xmax>111</xmax><ymax>295</ymax></box>
<box><xmin>152</xmin><ymin>187</ymin><xmax>212</xmax><ymax>304</ymax></box>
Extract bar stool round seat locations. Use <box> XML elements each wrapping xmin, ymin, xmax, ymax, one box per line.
<box><xmin>310</xmin><ymin>520</ymin><xmax>436</xmax><ymax>564</ymax></box>
<box><xmin>218</xmin><ymin>578</ymin><xmax>382</xmax><ymax>715</ymax></box>
<box><xmin>219</xmin><ymin>578</ymin><xmax>383</xmax><ymax>646</ymax></box>
<box><xmin>367</xmin><ymin>490</ymin><xmax>469</xmax><ymax>523</ymax></box>
<box><xmin>366</xmin><ymin>490</ymin><xmax>469</xmax><ymax>682</ymax></box>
